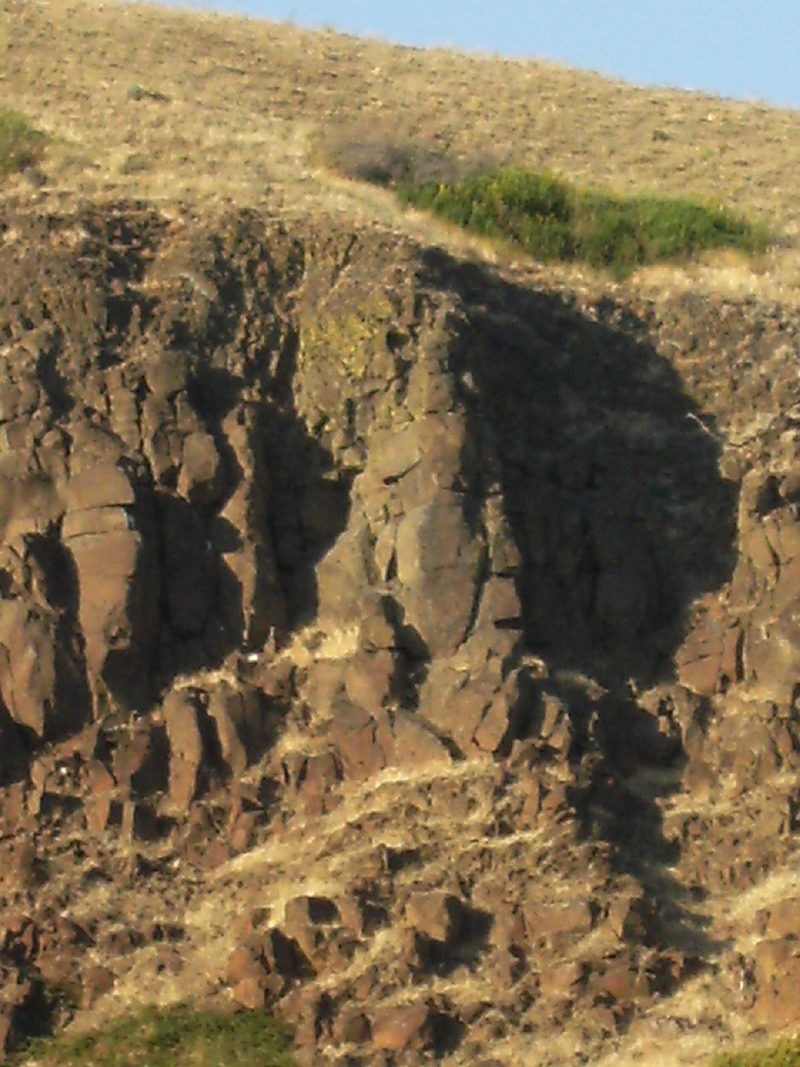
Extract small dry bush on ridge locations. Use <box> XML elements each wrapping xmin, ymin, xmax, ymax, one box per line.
<box><xmin>311</xmin><ymin>118</ymin><xmax>497</xmax><ymax>188</ymax></box>
<box><xmin>0</xmin><ymin>106</ymin><xmax>45</xmax><ymax>178</ymax></box>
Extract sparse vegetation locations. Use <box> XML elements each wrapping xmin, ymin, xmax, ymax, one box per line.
<box><xmin>311</xmin><ymin>120</ymin><xmax>480</xmax><ymax>188</ymax></box>
<box><xmin>12</xmin><ymin>1003</ymin><xmax>296</xmax><ymax>1067</ymax></box>
<box><xmin>0</xmin><ymin>106</ymin><xmax>45</xmax><ymax>177</ymax></box>
<box><xmin>711</xmin><ymin>1035</ymin><xmax>800</xmax><ymax>1067</ymax></box>
<box><xmin>396</xmin><ymin>167</ymin><xmax>770</xmax><ymax>276</ymax></box>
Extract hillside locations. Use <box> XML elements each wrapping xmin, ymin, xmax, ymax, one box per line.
<box><xmin>1</xmin><ymin>3</ymin><xmax>800</xmax><ymax>1066</ymax></box>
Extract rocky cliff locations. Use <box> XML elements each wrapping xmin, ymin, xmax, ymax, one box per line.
<box><xmin>0</xmin><ymin>203</ymin><xmax>799</xmax><ymax>1065</ymax></box>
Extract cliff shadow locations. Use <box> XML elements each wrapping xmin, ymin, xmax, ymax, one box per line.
<box><xmin>417</xmin><ymin>248</ymin><xmax>736</xmax><ymax>963</ymax></box>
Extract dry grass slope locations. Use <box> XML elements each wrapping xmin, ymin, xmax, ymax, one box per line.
<box><xmin>3</xmin><ymin>0</ymin><xmax>800</xmax><ymax>299</ymax></box>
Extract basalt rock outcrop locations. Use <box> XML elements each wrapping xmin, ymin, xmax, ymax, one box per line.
<box><xmin>0</xmin><ymin>204</ymin><xmax>799</xmax><ymax>1065</ymax></box>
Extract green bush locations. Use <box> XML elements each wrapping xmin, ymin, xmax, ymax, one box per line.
<box><xmin>12</xmin><ymin>1003</ymin><xmax>296</xmax><ymax>1067</ymax></box>
<box><xmin>711</xmin><ymin>1034</ymin><xmax>800</xmax><ymax>1067</ymax></box>
<box><xmin>0</xmin><ymin>106</ymin><xmax>45</xmax><ymax>177</ymax></box>
<box><xmin>397</xmin><ymin>166</ymin><xmax>770</xmax><ymax>276</ymax></box>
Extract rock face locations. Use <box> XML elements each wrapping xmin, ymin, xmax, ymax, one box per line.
<box><xmin>0</xmin><ymin>204</ymin><xmax>799</xmax><ymax>1065</ymax></box>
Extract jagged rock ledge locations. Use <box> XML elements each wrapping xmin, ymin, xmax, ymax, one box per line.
<box><xmin>0</xmin><ymin>204</ymin><xmax>799</xmax><ymax>1064</ymax></box>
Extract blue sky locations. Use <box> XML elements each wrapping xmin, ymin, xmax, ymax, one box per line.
<box><xmin>159</xmin><ymin>0</ymin><xmax>800</xmax><ymax>109</ymax></box>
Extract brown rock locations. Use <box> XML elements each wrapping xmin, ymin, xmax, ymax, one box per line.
<box><xmin>315</xmin><ymin>522</ymin><xmax>375</xmax><ymax>626</ymax></box>
<box><xmin>0</xmin><ymin>781</ymin><xmax>28</xmax><ymax>832</ymax></box>
<box><xmin>262</xmin><ymin>927</ymin><xmax>314</xmax><ymax>985</ymax></box>
<box><xmin>756</xmin><ymin>897</ymin><xmax>800</xmax><ymax>939</ymax></box>
<box><xmin>83</xmin><ymin>755</ymin><xmax>115</xmax><ymax>798</ymax></box>
<box><xmin>178</xmin><ymin>431</ymin><xmax>225</xmax><ymax>505</ymax></box>
<box><xmin>405</xmin><ymin>892</ymin><xmax>465</xmax><ymax>944</ymax></box>
<box><xmin>329</xmin><ymin>698</ymin><xmax>393</xmax><ymax>780</ymax></box>
<box><xmin>391</xmin><ymin>710</ymin><xmax>451</xmax><ymax>767</ymax></box>
<box><xmin>0</xmin><ymin>599</ymin><xmax>69</xmax><ymax>738</ymax></box>
<box><xmin>420</xmin><ymin>660</ymin><xmax>517</xmax><ymax>756</ymax></box>
<box><xmin>232</xmin><ymin>976</ymin><xmax>268</xmax><ymax>1010</ymax></box>
<box><xmin>282</xmin><ymin>895</ymin><xmax>340</xmax><ymax>962</ymax></box>
<box><xmin>146</xmin><ymin>349</ymin><xmax>189</xmax><ymax>398</ymax></box>
<box><xmin>0</xmin><ymin>840</ymin><xmax>41</xmax><ymax>889</ymax></box>
<box><xmin>605</xmin><ymin>895</ymin><xmax>650</xmax><ymax>943</ymax></box>
<box><xmin>206</xmin><ymin>683</ymin><xmax>265</xmax><ymax>776</ymax></box>
<box><xmin>676</xmin><ymin>619</ymin><xmax>741</xmax><ymax>695</ymax></box>
<box><xmin>292</xmin><ymin>750</ymin><xmax>342</xmax><ymax>815</ymax></box>
<box><xmin>225</xmin><ymin>942</ymin><xmax>270</xmax><ymax>1008</ymax></box>
<box><xmin>112</xmin><ymin>722</ymin><xmax>169</xmax><ymax>797</ymax></box>
<box><xmin>337</xmin><ymin>893</ymin><xmax>389</xmax><ymax>940</ymax></box>
<box><xmin>344</xmin><ymin>649</ymin><xmax>396</xmax><ymax>710</ymax></box>
<box><xmin>163</xmin><ymin>688</ymin><xmax>207</xmax><ymax>809</ymax></box>
<box><xmin>163</xmin><ymin>688</ymin><xmax>205</xmax><ymax>764</ymax></box>
<box><xmin>395</xmin><ymin>498</ymin><xmax>485</xmax><ymax>656</ymax></box>
<box><xmin>744</xmin><ymin>617</ymin><xmax>800</xmax><ymax>705</ymax></box>
<box><xmin>300</xmin><ymin>659</ymin><xmax>346</xmax><ymax>717</ymax></box>
<box><xmin>754</xmin><ymin>935</ymin><xmax>799</xmax><ymax>983</ymax></box>
<box><xmin>592</xmin><ymin>956</ymin><xmax>643</xmax><ymax>1003</ymax></box>
<box><xmin>371</xmin><ymin>1001</ymin><xmax>431</xmax><ymax>1052</ymax></box>
<box><xmin>538</xmin><ymin>960</ymin><xmax>585</xmax><ymax>1000</ymax></box>
<box><xmin>64</xmin><ymin>460</ymin><xmax>156</xmax><ymax>711</ymax></box>
<box><xmin>524</xmin><ymin>900</ymin><xmax>594</xmax><ymax>944</ymax></box>
<box><xmin>335</xmin><ymin>1008</ymin><xmax>371</xmax><ymax>1044</ymax></box>
<box><xmin>358</xmin><ymin>596</ymin><xmax>396</xmax><ymax>652</ymax></box>
<box><xmin>84</xmin><ymin>763</ymin><xmax>122</xmax><ymax>835</ymax></box>
<box><xmin>536</xmin><ymin>691</ymin><xmax>573</xmax><ymax>755</ymax></box>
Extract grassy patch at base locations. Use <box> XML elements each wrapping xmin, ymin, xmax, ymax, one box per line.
<box><xmin>12</xmin><ymin>1003</ymin><xmax>296</xmax><ymax>1067</ymax></box>
<box><xmin>0</xmin><ymin>106</ymin><xmax>45</xmax><ymax>177</ymax></box>
<box><xmin>397</xmin><ymin>167</ymin><xmax>770</xmax><ymax>276</ymax></box>
<box><xmin>711</xmin><ymin>1035</ymin><xmax>800</xmax><ymax>1067</ymax></box>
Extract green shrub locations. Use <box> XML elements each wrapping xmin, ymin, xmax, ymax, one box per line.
<box><xmin>397</xmin><ymin>166</ymin><xmax>770</xmax><ymax>276</ymax></box>
<box><xmin>0</xmin><ymin>106</ymin><xmax>45</xmax><ymax>177</ymax></box>
<box><xmin>711</xmin><ymin>1034</ymin><xmax>800</xmax><ymax>1067</ymax></box>
<box><xmin>12</xmin><ymin>1003</ymin><xmax>296</xmax><ymax>1066</ymax></box>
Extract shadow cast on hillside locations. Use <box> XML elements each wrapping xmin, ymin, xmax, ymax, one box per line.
<box><xmin>417</xmin><ymin>248</ymin><xmax>736</xmax><ymax>964</ymax></box>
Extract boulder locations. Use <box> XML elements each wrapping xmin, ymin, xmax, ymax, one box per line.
<box><xmin>178</xmin><ymin>431</ymin><xmax>226</xmax><ymax>506</ymax></box>
<box><xmin>206</xmin><ymin>683</ymin><xmax>266</xmax><ymax>776</ymax></box>
<box><xmin>0</xmin><ymin>600</ymin><xmax>58</xmax><ymax>737</ymax></box>
<box><xmin>395</xmin><ymin>497</ymin><xmax>485</xmax><ymax>657</ymax></box>
<box><xmin>405</xmin><ymin>892</ymin><xmax>465</xmax><ymax>944</ymax></box>
<box><xmin>163</xmin><ymin>687</ymin><xmax>207</xmax><ymax>810</ymax></box>
<box><xmin>63</xmin><ymin>461</ymin><xmax>157</xmax><ymax>712</ymax></box>
<box><xmin>371</xmin><ymin>1001</ymin><xmax>432</xmax><ymax>1053</ymax></box>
